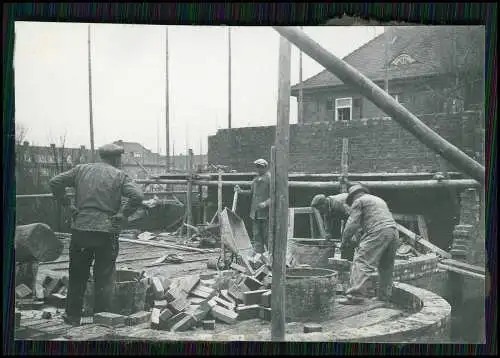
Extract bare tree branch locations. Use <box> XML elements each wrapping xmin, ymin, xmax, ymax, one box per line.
<box><xmin>15</xmin><ymin>121</ymin><xmax>29</xmax><ymax>146</ymax></box>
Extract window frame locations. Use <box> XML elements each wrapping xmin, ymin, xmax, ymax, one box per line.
<box><xmin>335</xmin><ymin>97</ymin><xmax>353</xmax><ymax>122</ymax></box>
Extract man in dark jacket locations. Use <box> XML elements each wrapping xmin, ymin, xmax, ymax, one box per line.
<box><xmin>49</xmin><ymin>143</ymin><xmax>144</xmax><ymax>325</ymax></box>
<box><xmin>238</xmin><ymin>159</ymin><xmax>271</xmax><ymax>254</ymax></box>
<box><xmin>339</xmin><ymin>184</ymin><xmax>400</xmax><ymax>305</ymax></box>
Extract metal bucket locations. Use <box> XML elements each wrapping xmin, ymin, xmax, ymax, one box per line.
<box><xmin>287</xmin><ymin>239</ymin><xmax>335</xmax><ymax>268</ymax></box>
<box><xmin>285</xmin><ymin>267</ymin><xmax>337</xmax><ymax>322</ymax></box>
<box><xmin>82</xmin><ymin>269</ymin><xmax>148</xmax><ymax>316</ymax></box>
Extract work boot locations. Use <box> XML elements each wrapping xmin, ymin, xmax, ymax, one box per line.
<box><xmin>62</xmin><ymin>312</ymin><xmax>81</xmax><ymax>326</ymax></box>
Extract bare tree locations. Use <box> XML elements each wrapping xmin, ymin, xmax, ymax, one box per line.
<box><xmin>47</xmin><ymin>130</ymin><xmax>69</xmax><ymax>174</ymax></box>
<box><xmin>15</xmin><ymin>121</ymin><xmax>29</xmax><ymax>146</ymax></box>
<box><xmin>426</xmin><ymin>26</ymin><xmax>484</xmax><ymax>113</ymax></box>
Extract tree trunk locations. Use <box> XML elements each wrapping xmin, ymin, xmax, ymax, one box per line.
<box><xmin>15</xmin><ymin>223</ymin><xmax>63</xmax><ymax>263</ymax></box>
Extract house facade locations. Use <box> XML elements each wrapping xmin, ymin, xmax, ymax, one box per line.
<box><xmin>291</xmin><ymin>26</ymin><xmax>484</xmax><ymax>124</ymax></box>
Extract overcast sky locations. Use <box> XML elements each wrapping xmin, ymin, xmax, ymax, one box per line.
<box><xmin>14</xmin><ymin>22</ymin><xmax>384</xmax><ymax>155</ymax></box>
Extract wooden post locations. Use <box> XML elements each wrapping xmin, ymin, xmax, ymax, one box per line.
<box><xmin>228</xmin><ymin>27</ymin><xmax>232</xmax><ymax>129</ymax></box>
<box><xmin>271</xmin><ymin>35</ymin><xmax>292</xmax><ymax>342</ymax></box>
<box><xmin>268</xmin><ymin>146</ymin><xmax>276</xmax><ymax>255</ymax></box>
<box><xmin>198</xmin><ymin>184</ymin><xmax>203</xmax><ymax>225</ymax></box>
<box><xmin>340</xmin><ymin>138</ymin><xmax>349</xmax><ymax>234</ymax></box>
<box><xmin>165</xmin><ymin>26</ymin><xmax>171</xmax><ymax>172</ymax></box>
<box><xmin>218</xmin><ymin>170</ymin><xmax>224</xmax><ymax>253</ymax></box>
<box><xmin>186</xmin><ymin>149</ymin><xmax>193</xmax><ymax>238</ymax></box>
<box><xmin>87</xmin><ymin>25</ymin><xmax>95</xmax><ymax>162</ymax></box>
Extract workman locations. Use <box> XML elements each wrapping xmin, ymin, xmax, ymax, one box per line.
<box><xmin>310</xmin><ymin>193</ymin><xmax>357</xmax><ymax>261</ymax></box>
<box><xmin>49</xmin><ymin>143</ymin><xmax>144</xmax><ymax>325</ymax></box>
<box><xmin>339</xmin><ymin>183</ymin><xmax>400</xmax><ymax>305</ymax></box>
<box><xmin>237</xmin><ymin>159</ymin><xmax>271</xmax><ymax>254</ymax></box>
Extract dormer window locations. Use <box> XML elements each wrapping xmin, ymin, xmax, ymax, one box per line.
<box><xmin>391</xmin><ymin>54</ymin><xmax>416</xmax><ymax>66</ymax></box>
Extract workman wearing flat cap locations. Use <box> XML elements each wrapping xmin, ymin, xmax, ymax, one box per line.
<box><xmin>237</xmin><ymin>159</ymin><xmax>271</xmax><ymax>254</ymax></box>
<box><xmin>310</xmin><ymin>193</ymin><xmax>358</xmax><ymax>261</ymax></box>
<box><xmin>49</xmin><ymin>143</ymin><xmax>144</xmax><ymax>325</ymax></box>
<box><xmin>339</xmin><ymin>183</ymin><xmax>400</xmax><ymax>305</ymax></box>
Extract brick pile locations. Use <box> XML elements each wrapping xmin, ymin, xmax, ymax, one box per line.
<box><xmin>15</xmin><ymin>270</ymin><xmax>69</xmax><ymax>310</ymax></box>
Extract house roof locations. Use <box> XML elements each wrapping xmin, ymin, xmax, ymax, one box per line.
<box><xmin>291</xmin><ymin>26</ymin><xmax>483</xmax><ymax>95</ymax></box>
<box><xmin>113</xmin><ymin>140</ymin><xmax>152</xmax><ymax>154</ymax></box>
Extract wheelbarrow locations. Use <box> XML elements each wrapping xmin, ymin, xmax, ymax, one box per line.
<box><xmin>218</xmin><ymin>207</ymin><xmax>255</xmax><ymax>272</ymax></box>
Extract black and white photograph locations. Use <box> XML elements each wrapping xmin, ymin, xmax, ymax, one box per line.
<box><xmin>13</xmin><ymin>23</ymin><xmax>486</xmax><ymax>343</ymax></box>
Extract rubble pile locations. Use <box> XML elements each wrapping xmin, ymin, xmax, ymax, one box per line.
<box><xmin>15</xmin><ymin>270</ymin><xmax>69</xmax><ymax>311</ymax></box>
<box><xmin>128</xmin><ymin>252</ymin><xmax>274</xmax><ymax>332</ymax></box>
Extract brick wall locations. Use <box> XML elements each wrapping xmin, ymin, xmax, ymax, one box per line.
<box><xmin>208</xmin><ymin>111</ymin><xmax>482</xmax><ymax>174</ymax></box>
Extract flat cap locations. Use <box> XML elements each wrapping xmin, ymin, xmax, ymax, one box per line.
<box><xmin>98</xmin><ymin>143</ymin><xmax>125</xmax><ymax>156</ymax></box>
<box><xmin>311</xmin><ymin>194</ymin><xmax>327</xmax><ymax>208</ymax></box>
<box><xmin>346</xmin><ymin>183</ymin><xmax>369</xmax><ymax>205</ymax></box>
<box><xmin>254</xmin><ymin>158</ymin><xmax>268</xmax><ymax>167</ymax></box>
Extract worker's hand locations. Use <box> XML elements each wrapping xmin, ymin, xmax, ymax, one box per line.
<box><xmin>234</xmin><ymin>185</ymin><xmax>241</xmax><ymax>192</ymax></box>
<box><xmin>110</xmin><ymin>213</ymin><xmax>126</xmax><ymax>233</ymax></box>
<box><xmin>69</xmin><ymin>205</ymin><xmax>79</xmax><ymax>218</ymax></box>
<box><xmin>257</xmin><ymin>202</ymin><xmax>267</xmax><ymax>210</ymax></box>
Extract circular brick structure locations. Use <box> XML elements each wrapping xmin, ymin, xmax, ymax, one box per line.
<box><xmin>113</xmin><ymin>282</ymin><xmax>451</xmax><ymax>342</ymax></box>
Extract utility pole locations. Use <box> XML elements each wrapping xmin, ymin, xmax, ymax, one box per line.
<box><xmin>298</xmin><ymin>26</ymin><xmax>304</xmax><ymax>124</ymax></box>
<box><xmin>87</xmin><ymin>24</ymin><xmax>95</xmax><ymax>162</ymax></box>
<box><xmin>165</xmin><ymin>26</ymin><xmax>171</xmax><ymax>172</ymax></box>
<box><xmin>228</xmin><ymin>27</ymin><xmax>232</xmax><ymax>129</ymax></box>
<box><xmin>384</xmin><ymin>26</ymin><xmax>390</xmax><ymax>93</ymax></box>
<box><xmin>271</xmin><ymin>35</ymin><xmax>292</xmax><ymax>342</ymax></box>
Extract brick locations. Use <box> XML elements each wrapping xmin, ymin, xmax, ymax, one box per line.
<box><xmin>304</xmin><ymin>324</ymin><xmax>322</xmax><ymax>333</ymax></box>
<box><xmin>168</xmin><ymin>297</ymin><xmax>189</xmax><ymax>314</ymax></box>
<box><xmin>261</xmin><ymin>290</ymin><xmax>271</xmax><ymax>308</ymax></box>
<box><xmin>200</xmin><ymin>272</ymin><xmax>217</xmax><ymax>280</ymax></box>
<box><xmin>180</xmin><ymin>274</ymin><xmax>201</xmax><ymax>294</ymax></box>
<box><xmin>42</xmin><ymin>275</ymin><xmax>64</xmax><ymax>295</ymax></box>
<box><xmin>190</xmin><ymin>286</ymin><xmax>216</xmax><ymax>299</ymax></box>
<box><xmin>200</xmin><ymin>279</ymin><xmax>216</xmax><ymax>287</ymax></box>
<box><xmin>15</xmin><ymin>284</ymin><xmax>32</xmax><ymax>299</ymax></box>
<box><xmin>164</xmin><ymin>312</ymin><xmax>188</xmax><ymax>330</ymax></box>
<box><xmin>35</xmin><ymin>283</ymin><xmax>45</xmax><ymax>300</ymax></box>
<box><xmin>211</xmin><ymin>305</ymin><xmax>238</xmax><ymax>324</ymax></box>
<box><xmin>262</xmin><ymin>276</ymin><xmax>272</xmax><ymax>288</ymax></box>
<box><xmin>42</xmin><ymin>310</ymin><xmax>52</xmax><ymax>319</ymax></box>
<box><xmin>206</xmin><ymin>258</ymin><xmax>219</xmax><ymax>270</ymax></box>
<box><xmin>220</xmin><ymin>289</ymin><xmax>236</xmax><ymax>305</ymax></box>
<box><xmin>151</xmin><ymin>277</ymin><xmax>164</xmax><ymax>299</ymax></box>
<box><xmin>158</xmin><ymin>308</ymin><xmax>174</xmax><ymax>329</ymax></box>
<box><xmin>228</xmin><ymin>283</ymin><xmax>244</xmax><ymax>302</ymax></box>
<box><xmin>243</xmin><ymin>276</ymin><xmax>264</xmax><ymax>291</ymax></box>
<box><xmin>154</xmin><ymin>300</ymin><xmax>168</xmax><ymax>309</ymax></box>
<box><xmin>202</xmin><ymin>320</ymin><xmax>215</xmax><ymax>330</ymax></box>
<box><xmin>213</xmin><ymin>296</ymin><xmax>235</xmax><ymax>311</ymax></box>
<box><xmin>254</xmin><ymin>265</ymin><xmax>270</xmax><ymax>282</ymax></box>
<box><xmin>230</xmin><ymin>263</ymin><xmax>250</xmax><ymax>274</ymax></box>
<box><xmin>236</xmin><ymin>304</ymin><xmax>260</xmax><ymax>320</ymax></box>
<box><xmin>194</xmin><ymin>299</ymin><xmax>216</xmax><ymax>321</ymax></box>
<box><xmin>171</xmin><ymin>314</ymin><xmax>197</xmax><ymax>332</ymax></box>
<box><xmin>150</xmin><ymin>308</ymin><xmax>161</xmax><ymax>329</ymax></box>
<box><xmin>189</xmin><ymin>297</ymin><xmax>206</xmax><ymax>305</ymax></box>
<box><xmin>165</xmin><ymin>287</ymin><xmax>184</xmax><ymax>303</ymax></box>
<box><xmin>243</xmin><ymin>290</ymin><xmax>269</xmax><ymax>306</ymax></box>
<box><xmin>259</xmin><ymin>307</ymin><xmax>272</xmax><ymax>321</ymax></box>
<box><xmin>94</xmin><ymin>312</ymin><xmax>126</xmax><ymax>327</ymax></box>
<box><xmin>125</xmin><ymin>311</ymin><xmax>151</xmax><ymax>326</ymax></box>
<box><xmin>16</xmin><ymin>299</ymin><xmax>44</xmax><ymax>310</ymax></box>
<box><xmin>48</xmin><ymin>293</ymin><xmax>66</xmax><ymax>307</ymax></box>
<box><xmin>15</xmin><ymin>311</ymin><xmax>21</xmax><ymax>328</ymax></box>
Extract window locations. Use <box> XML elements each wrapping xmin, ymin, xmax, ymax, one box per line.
<box><xmin>335</xmin><ymin>98</ymin><xmax>352</xmax><ymax>121</ymax></box>
<box><xmin>133</xmin><ymin>152</ymin><xmax>142</xmax><ymax>159</ymax></box>
<box><xmin>391</xmin><ymin>54</ymin><xmax>416</xmax><ymax>66</ymax></box>
<box><xmin>326</xmin><ymin>98</ymin><xmax>334</xmax><ymax>111</ymax></box>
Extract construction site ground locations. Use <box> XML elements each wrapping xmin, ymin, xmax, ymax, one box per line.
<box><xmin>16</xmin><ymin>236</ymin><xmax>414</xmax><ymax>341</ymax></box>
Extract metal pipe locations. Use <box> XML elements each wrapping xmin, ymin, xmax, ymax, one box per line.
<box><xmin>272</xmin><ymin>27</ymin><xmax>485</xmax><ymax>183</ymax></box>
<box><xmin>15</xmin><ymin>190</ymin><xmax>198</xmax><ymax>200</ymax></box>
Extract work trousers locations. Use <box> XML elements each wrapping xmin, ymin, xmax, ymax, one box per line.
<box><xmin>66</xmin><ymin>230</ymin><xmax>119</xmax><ymax>319</ymax></box>
<box><xmin>252</xmin><ymin>219</ymin><xmax>269</xmax><ymax>254</ymax></box>
<box><xmin>346</xmin><ymin>227</ymin><xmax>400</xmax><ymax>300</ymax></box>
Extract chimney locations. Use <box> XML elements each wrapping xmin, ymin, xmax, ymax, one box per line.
<box><xmin>50</xmin><ymin>143</ymin><xmax>56</xmax><ymax>148</ymax></box>
<box><xmin>23</xmin><ymin>141</ymin><xmax>29</xmax><ymax>147</ymax></box>
<box><xmin>80</xmin><ymin>145</ymin><xmax>86</xmax><ymax>150</ymax></box>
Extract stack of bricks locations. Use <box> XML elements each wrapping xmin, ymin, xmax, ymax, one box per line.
<box><xmin>15</xmin><ymin>270</ymin><xmax>69</xmax><ymax>310</ymax></box>
<box><xmin>451</xmin><ymin>225</ymin><xmax>473</xmax><ymax>262</ymax></box>
<box><xmin>458</xmin><ymin>188</ymin><xmax>484</xmax><ymax>266</ymax></box>
<box><xmin>109</xmin><ymin>256</ymin><xmax>275</xmax><ymax>333</ymax></box>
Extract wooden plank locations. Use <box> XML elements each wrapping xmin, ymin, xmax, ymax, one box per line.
<box><xmin>417</xmin><ymin>215</ymin><xmax>430</xmax><ymax>241</ymax></box>
<box><xmin>438</xmin><ymin>264</ymin><xmax>485</xmax><ymax>280</ymax></box>
<box><xmin>309</xmin><ymin>213</ymin><xmax>316</xmax><ymax>239</ymax></box>
<box><xmin>231</xmin><ymin>190</ymin><xmax>238</xmax><ymax>212</ymax></box>
<box><xmin>292</xmin><ymin>207</ymin><xmax>313</xmax><ymax>215</ymax></box>
<box><xmin>287</xmin><ymin>209</ymin><xmax>295</xmax><ymax>238</ymax></box>
<box><xmin>186</xmin><ymin>149</ymin><xmax>193</xmax><ymax>238</ymax></box>
<box><xmin>395</xmin><ymin>223</ymin><xmax>452</xmax><ymax>259</ymax></box>
<box><xmin>267</xmin><ymin>146</ymin><xmax>276</xmax><ymax>254</ymax></box>
<box><xmin>271</xmin><ymin>35</ymin><xmax>292</xmax><ymax>342</ymax></box>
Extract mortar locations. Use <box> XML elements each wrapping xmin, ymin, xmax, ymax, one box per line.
<box><xmin>287</xmin><ymin>238</ymin><xmax>336</xmax><ymax>268</ymax></box>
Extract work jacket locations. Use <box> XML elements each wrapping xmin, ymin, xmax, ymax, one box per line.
<box><xmin>342</xmin><ymin>193</ymin><xmax>396</xmax><ymax>245</ymax></box>
<box><xmin>249</xmin><ymin>171</ymin><xmax>271</xmax><ymax>220</ymax></box>
<box><xmin>49</xmin><ymin>162</ymin><xmax>144</xmax><ymax>233</ymax></box>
